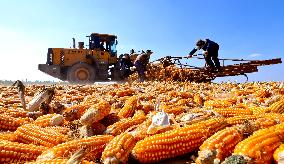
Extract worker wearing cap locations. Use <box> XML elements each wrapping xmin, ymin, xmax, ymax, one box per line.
<box><xmin>133</xmin><ymin>53</ymin><xmax>148</xmax><ymax>82</ymax></box>
<box><xmin>120</xmin><ymin>53</ymin><xmax>133</xmax><ymax>79</ymax></box>
<box><xmin>188</xmin><ymin>39</ymin><xmax>220</xmax><ymax>71</ymax></box>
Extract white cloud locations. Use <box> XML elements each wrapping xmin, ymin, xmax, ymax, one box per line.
<box><xmin>249</xmin><ymin>53</ymin><xmax>262</xmax><ymax>58</ymax></box>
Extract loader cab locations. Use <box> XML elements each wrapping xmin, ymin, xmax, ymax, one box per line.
<box><xmin>88</xmin><ymin>33</ymin><xmax>117</xmax><ymax>57</ymax></box>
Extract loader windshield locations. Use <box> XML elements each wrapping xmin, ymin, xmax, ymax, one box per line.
<box><xmin>110</xmin><ymin>41</ymin><xmax>117</xmax><ymax>57</ymax></box>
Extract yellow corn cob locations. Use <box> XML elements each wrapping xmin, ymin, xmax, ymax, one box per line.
<box><xmin>194</xmin><ymin>94</ymin><xmax>204</xmax><ymax>106</ymax></box>
<box><xmin>27</xmin><ymin>159</ymin><xmax>94</xmax><ymax>164</ymax></box>
<box><xmin>105</xmin><ymin>110</ymin><xmax>146</xmax><ymax>136</ymax></box>
<box><xmin>196</xmin><ymin>125</ymin><xmax>246</xmax><ymax>164</ymax></box>
<box><xmin>0</xmin><ymin>113</ymin><xmax>31</xmax><ymax>131</ymax></box>
<box><xmin>273</xmin><ymin>144</ymin><xmax>284</xmax><ymax>163</ymax></box>
<box><xmin>33</xmin><ymin>114</ymin><xmax>64</xmax><ymax>127</ymax></box>
<box><xmin>63</xmin><ymin>104</ymin><xmax>90</xmax><ymax>121</ymax></box>
<box><xmin>250</xmin><ymin>106</ymin><xmax>266</xmax><ymax>115</ymax></box>
<box><xmin>234</xmin><ymin>90</ymin><xmax>254</xmax><ymax>96</ymax></box>
<box><xmin>223</xmin><ymin>124</ymin><xmax>284</xmax><ymax>163</ymax></box>
<box><xmin>15</xmin><ymin>124</ymin><xmax>68</xmax><ymax>147</ymax></box>
<box><xmin>253</xmin><ymin>117</ymin><xmax>278</xmax><ymax>129</ymax></box>
<box><xmin>102</xmin><ymin>132</ymin><xmax>137</xmax><ymax>164</ymax></box>
<box><xmin>28</xmin><ymin>148</ymin><xmax>95</xmax><ymax>164</ymax></box>
<box><xmin>0</xmin><ymin>107</ymin><xmax>28</xmax><ymax>118</ymax></box>
<box><xmin>132</xmin><ymin>117</ymin><xmax>227</xmax><ymax>163</ymax></box>
<box><xmin>131</xmin><ymin>113</ymin><xmax>155</xmax><ymax>140</ymax></box>
<box><xmin>80</xmin><ymin>100</ymin><xmax>111</xmax><ymax>125</ymax></box>
<box><xmin>226</xmin><ymin>115</ymin><xmax>258</xmax><ymax>126</ymax></box>
<box><xmin>43</xmin><ymin>126</ymin><xmax>70</xmax><ymax>134</ymax></box>
<box><xmin>139</xmin><ymin>101</ymin><xmax>154</xmax><ymax>114</ymax></box>
<box><xmin>0</xmin><ymin>132</ymin><xmax>16</xmax><ymax>142</ymax></box>
<box><xmin>204</xmin><ymin>99</ymin><xmax>237</xmax><ymax>108</ymax></box>
<box><xmin>0</xmin><ymin>139</ymin><xmax>47</xmax><ymax>163</ymax></box>
<box><xmin>176</xmin><ymin>110</ymin><xmax>220</xmax><ymax>126</ymax></box>
<box><xmin>79</xmin><ymin>125</ymin><xmax>94</xmax><ymax>138</ymax></box>
<box><xmin>254</xmin><ymin>89</ymin><xmax>271</xmax><ymax>98</ymax></box>
<box><xmin>176</xmin><ymin>99</ymin><xmax>189</xmax><ymax>106</ymax></box>
<box><xmin>178</xmin><ymin>92</ymin><xmax>193</xmax><ymax>99</ymax></box>
<box><xmin>37</xmin><ymin>135</ymin><xmax>114</xmax><ymax>161</ymax></box>
<box><xmin>259</xmin><ymin>113</ymin><xmax>284</xmax><ymax>123</ymax></box>
<box><xmin>212</xmin><ymin>107</ymin><xmax>253</xmax><ymax>117</ymax></box>
<box><xmin>160</xmin><ymin>104</ymin><xmax>185</xmax><ymax>115</ymax></box>
<box><xmin>267</xmin><ymin>99</ymin><xmax>284</xmax><ymax>113</ymax></box>
<box><xmin>118</xmin><ymin>96</ymin><xmax>138</xmax><ymax>118</ymax></box>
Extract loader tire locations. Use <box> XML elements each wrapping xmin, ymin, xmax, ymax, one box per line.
<box><xmin>67</xmin><ymin>63</ymin><xmax>96</xmax><ymax>84</ymax></box>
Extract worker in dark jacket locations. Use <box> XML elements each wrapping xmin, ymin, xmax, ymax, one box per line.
<box><xmin>188</xmin><ymin>39</ymin><xmax>220</xmax><ymax>71</ymax></box>
<box><xmin>120</xmin><ymin>53</ymin><xmax>133</xmax><ymax>79</ymax></box>
<box><xmin>134</xmin><ymin>53</ymin><xmax>148</xmax><ymax>82</ymax></box>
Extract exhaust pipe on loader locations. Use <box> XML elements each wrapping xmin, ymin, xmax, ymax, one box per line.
<box><xmin>72</xmin><ymin>38</ymin><xmax>76</xmax><ymax>48</ymax></box>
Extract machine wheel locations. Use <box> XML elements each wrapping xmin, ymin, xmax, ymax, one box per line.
<box><xmin>67</xmin><ymin>63</ymin><xmax>96</xmax><ymax>83</ymax></box>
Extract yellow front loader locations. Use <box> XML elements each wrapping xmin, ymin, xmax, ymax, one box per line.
<box><xmin>38</xmin><ymin>33</ymin><xmax>121</xmax><ymax>83</ymax></box>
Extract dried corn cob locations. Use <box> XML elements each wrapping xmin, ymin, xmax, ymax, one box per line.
<box><xmin>267</xmin><ymin>99</ymin><xmax>284</xmax><ymax>113</ymax></box>
<box><xmin>132</xmin><ymin>117</ymin><xmax>227</xmax><ymax>163</ymax></box>
<box><xmin>0</xmin><ymin>139</ymin><xmax>47</xmax><ymax>163</ymax></box>
<box><xmin>44</xmin><ymin>126</ymin><xmax>70</xmax><ymax>134</ymax></box>
<box><xmin>131</xmin><ymin>113</ymin><xmax>154</xmax><ymax>140</ymax></box>
<box><xmin>28</xmin><ymin>148</ymin><xmax>95</xmax><ymax>164</ymax></box>
<box><xmin>176</xmin><ymin>99</ymin><xmax>189</xmax><ymax>106</ymax></box>
<box><xmin>273</xmin><ymin>144</ymin><xmax>284</xmax><ymax>163</ymax></box>
<box><xmin>264</xmin><ymin>95</ymin><xmax>283</xmax><ymax>106</ymax></box>
<box><xmin>33</xmin><ymin>114</ymin><xmax>64</xmax><ymax>127</ymax></box>
<box><xmin>118</xmin><ymin>96</ymin><xmax>138</xmax><ymax>118</ymax></box>
<box><xmin>102</xmin><ymin>132</ymin><xmax>137</xmax><ymax>164</ymax></box>
<box><xmin>27</xmin><ymin>87</ymin><xmax>55</xmax><ymax>112</ymax></box>
<box><xmin>37</xmin><ymin>135</ymin><xmax>113</xmax><ymax>161</ymax></box>
<box><xmin>212</xmin><ymin>107</ymin><xmax>253</xmax><ymax>117</ymax></box>
<box><xmin>105</xmin><ymin>110</ymin><xmax>146</xmax><ymax>136</ymax></box>
<box><xmin>223</xmin><ymin>124</ymin><xmax>284</xmax><ymax>163</ymax></box>
<box><xmin>80</xmin><ymin>100</ymin><xmax>111</xmax><ymax>125</ymax></box>
<box><xmin>160</xmin><ymin>104</ymin><xmax>185</xmax><ymax>115</ymax></box>
<box><xmin>254</xmin><ymin>89</ymin><xmax>271</xmax><ymax>98</ymax></box>
<box><xmin>27</xmin><ymin>159</ymin><xmax>94</xmax><ymax>164</ymax></box>
<box><xmin>15</xmin><ymin>124</ymin><xmax>68</xmax><ymax>147</ymax></box>
<box><xmin>194</xmin><ymin>94</ymin><xmax>204</xmax><ymax>106</ymax></box>
<box><xmin>63</xmin><ymin>104</ymin><xmax>90</xmax><ymax>121</ymax></box>
<box><xmin>250</xmin><ymin>106</ymin><xmax>266</xmax><ymax>115</ymax></box>
<box><xmin>253</xmin><ymin>117</ymin><xmax>278</xmax><ymax>129</ymax></box>
<box><xmin>176</xmin><ymin>110</ymin><xmax>220</xmax><ymax>126</ymax></box>
<box><xmin>0</xmin><ymin>132</ymin><xmax>16</xmax><ymax>142</ymax></box>
<box><xmin>0</xmin><ymin>113</ymin><xmax>31</xmax><ymax>131</ymax></box>
<box><xmin>204</xmin><ymin>99</ymin><xmax>237</xmax><ymax>108</ymax></box>
<box><xmin>178</xmin><ymin>92</ymin><xmax>193</xmax><ymax>99</ymax></box>
<box><xmin>196</xmin><ymin>124</ymin><xmax>250</xmax><ymax>164</ymax></box>
<box><xmin>259</xmin><ymin>113</ymin><xmax>284</xmax><ymax>123</ymax></box>
<box><xmin>0</xmin><ymin>107</ymin><xmax>28</xmax><ymax>118</ymax></box>
<box><xmin>139</xmin><ymin>101</ymin><xmax>154</xmax><ymax>114</ymax></box>
<box><xmin>226</xmin><ymin>115</ymin><xmax>258</xmax><ymax>126</ymax></box>
<box><xmin>79</xmin><ymin>125</ymin><xmax>94</xmax><ymax>138</ymax></box>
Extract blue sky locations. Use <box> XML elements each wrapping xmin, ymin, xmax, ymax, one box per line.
<box><xmin>0</xmin><ymin>0</ymin><xmax>283</xmax><ymax>82</ymax></box>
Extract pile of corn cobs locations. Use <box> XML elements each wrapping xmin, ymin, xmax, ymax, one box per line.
<box><xmin>0</xmin><ymin>81</ymin><xmax>284</xmax><ymax>163</ymax></box>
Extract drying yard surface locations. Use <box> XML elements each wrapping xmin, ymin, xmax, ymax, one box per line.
<box><xmin>0</xmin><ymin>81</ymin><xmax>284</xmax><ymax>163</ymax></box>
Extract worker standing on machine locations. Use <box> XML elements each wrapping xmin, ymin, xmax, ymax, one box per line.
<box><xmin>188</xmin><ymin>39</ymin><xmax>221</xmax><ymax>72</ymax></box>
<box><xmin>120</xmin><ymin>53</ymin><xmax>133</xmax><ymax>79</ymax></box>
<box><xmin>133</xmin><ymin>53</ymin><xmax>148</xmax><ymax>82</ymax></box>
